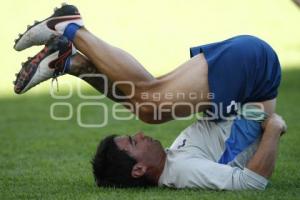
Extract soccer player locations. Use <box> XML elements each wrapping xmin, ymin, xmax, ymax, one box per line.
<box><xmin>13</xmin><ymin>4</ymin><xmax>286</xmax><ymax>190</ymax></box>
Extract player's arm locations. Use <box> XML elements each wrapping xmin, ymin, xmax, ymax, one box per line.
<box><xmin>246</xmin><ymin>114</ymin><xmax>287</xmax><ymax>178</ymax></box>
<box><xmin>168</xmin><ymin>114</ymin><xmax>286</xmax><ymax>191</ymax></box>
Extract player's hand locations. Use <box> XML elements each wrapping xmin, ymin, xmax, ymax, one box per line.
<box><xmin>262</xmin><ymin>113</ymin><xmax>287</xmax><ymax>136</ymax></box>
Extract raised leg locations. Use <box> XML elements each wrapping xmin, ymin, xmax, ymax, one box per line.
<box><xmin>72</xmin><ymin>28</ymin><xmax>211</xmax><ymax>123</ymax></box>
<box><xmin>68</xmin><ymin>52</ymin><xmax>127</xmax><ymax>103</ymax></box>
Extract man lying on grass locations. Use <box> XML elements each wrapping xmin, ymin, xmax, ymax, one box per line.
<box><xmin>13</xmin><ymin>4</ymin><xmax>286</xmax><ymax>190</ymax></box>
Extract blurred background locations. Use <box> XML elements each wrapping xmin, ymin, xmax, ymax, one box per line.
<box><xmin>1</xmin><ymin>0</ymin><xmax>300</xmax><ymax>96</ymax></box>
<box><xmin>1</xmin><ymin>1</ymin><xmax>300</xmax><ymax>199</ymax></box>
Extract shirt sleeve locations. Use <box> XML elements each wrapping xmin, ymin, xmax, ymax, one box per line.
<box><xmin>170</xmin><ymin>158</ymin><xmax>268</xmax><ymax>190</ymax></box>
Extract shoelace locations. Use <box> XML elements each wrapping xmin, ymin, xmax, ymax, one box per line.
<box><xmin>50</xmin><ymin>56</ymin><xmax>70</xmax><ymax>93</ymax></box>
<box><xmin>50</xmin><ymin>64</ymin><xmax>68</xmax><ymax>93</ymax></box>
<box><xmin>51</xmin><ymin>76</ymin><xmax>59</xmax><ymax>92</ymax></box>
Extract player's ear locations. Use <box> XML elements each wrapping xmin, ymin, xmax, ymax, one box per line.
<box><xmin>131</xmin><ymin>163</ymin><xmax>147</xmax><ymax>178</ymax></box>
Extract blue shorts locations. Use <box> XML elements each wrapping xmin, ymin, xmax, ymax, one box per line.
<box><xmin>190</xmin><ymin>35</ymin><xmax>281</xmax><ymax>119</ymax></box>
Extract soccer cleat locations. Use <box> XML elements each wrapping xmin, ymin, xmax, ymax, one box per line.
<box><xmin>14</xmin><ymin>3</ymin><xmax>83</xmax><ymax>51</ymax></box>
<box><xmin>14</xmin><ymin>36</ymin><xmax>76</xmax><ymax>94</ymax></box>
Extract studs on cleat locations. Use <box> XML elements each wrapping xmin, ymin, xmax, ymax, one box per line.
<box><xmin>34</xmin><ymin>20</ymin><xmax>39</xmax><ymax>24</ymax></box>
<box><xmin>21</xmin><ymin>62</ymin><xmax>25</xmax><ymax>66</ymax></box>
<box><xmin>61</xmin><ymin>2</ymin><xmax>67</xmax><ymax>6</ymax></box>
<box><xmin>14</xmin><ymin>39</ymin><xmax>18</xmax><ymax>42</ymax></box>
<box><xmin>15</xmin><ymin>73</ymin><xmax>19</xmax><ymax>77</ymax></box>
<box><xmin>54</xmin><ymin>7</ymin><xmax>58</xmax><ymax>11</ymax></box>
<box><xmin>27</xmin><ymin>25</ymin><xmax>31</xmax><ymax>29</ymax></box>
<box><xmin>18</xmin><ymin>33</ymin><xmax>22</xmax><ymax>37</ymax></box>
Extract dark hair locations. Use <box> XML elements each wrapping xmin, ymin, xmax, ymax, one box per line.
<box><xmin>91</xmin><ymin>135</ymin><xmax>154</xmax><ymax>188</ymax></box>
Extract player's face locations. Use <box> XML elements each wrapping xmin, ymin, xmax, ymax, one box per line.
<box><xmin>114</xmin><ymin>132</ymin><xmax>165</xmax><ymax>165</ymax></box>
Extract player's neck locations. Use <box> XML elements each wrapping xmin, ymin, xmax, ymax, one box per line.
<box><xmin>146</xmin><ymin>151</ymin><xmax>167</xmax><ymax>185</ymax></box>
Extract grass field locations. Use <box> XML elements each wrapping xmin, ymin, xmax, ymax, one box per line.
<box><xmin>0</xmin><ymin>68</ymin><xmax>300</xmax><ymax>199</ymax></box>
<box><xmin>1</xmin><ymin>0</ymin><xmax>300</xmax><ymax>199</ymax></box>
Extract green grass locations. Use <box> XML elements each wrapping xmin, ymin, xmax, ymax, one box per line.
<box><xmin>0</xmin><ymin>68</ymin><xmax>300</xmax><ymax>200</ymax></box>
<box><xmin>1</xmin><ymin>1</ymin><xmax>300</xmax><ymax>199</ymax></box>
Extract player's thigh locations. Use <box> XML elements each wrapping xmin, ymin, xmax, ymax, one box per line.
<box><xmin>261</xmin><ymin>98</ymin><xmax>276</xmax><ymax>116</ymax></box>
<box><xmin>247</xmin><ymin>99</ymin><xmax>276</xmax><ymax>116</ymax></box>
